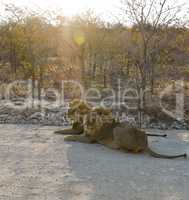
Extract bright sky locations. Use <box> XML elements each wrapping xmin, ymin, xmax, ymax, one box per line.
<box><xmin>0</xmin><ymin>0</ymin><xmax>188</xmax><ymax>22</ymax></box>
<box><xmin>0</xmin><ymin>0</ymin><xmax>121</xmax><ymax>21</ymax></box>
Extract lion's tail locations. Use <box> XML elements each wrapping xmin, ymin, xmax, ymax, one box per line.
<box><xmin>147</xmin><ymin>147</ymin><xmax>187</xmax><ymax>159</ymax></box>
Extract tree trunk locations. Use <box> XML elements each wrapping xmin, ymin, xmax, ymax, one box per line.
<box><xmin>103</xmin><ymin>67</ymin><xmax>107</xmax><ymax>88</ymax></box>
<box><xmin>32</xmin><ymin>68</ymin><xmax>35</xmax><ymax>108</ymax></box>
<box><xmin>37</xmin><ymin>66</ymin><xmax>43</xmax><ymax>108</ymax></box>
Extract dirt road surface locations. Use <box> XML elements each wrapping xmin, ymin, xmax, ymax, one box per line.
<box><xmin>0</xmin><ymin>125</ymin><xmax>189</xmax><ymax>200</ymax></box>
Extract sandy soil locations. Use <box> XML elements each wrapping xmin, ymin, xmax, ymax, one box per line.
<box><xmin>0</xmin><ymin>125</ymin><xmax>189</xmax><ymax>200</ymax></box>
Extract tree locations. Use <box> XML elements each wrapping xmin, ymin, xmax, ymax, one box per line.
<box><xmin>121</xmin><ymin>0</ymin><xmax>187</xmax><ymax>126</ymax></box>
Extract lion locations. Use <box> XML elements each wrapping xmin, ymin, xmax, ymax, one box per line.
<box><xmin>62</xmin><ymin>106</ymin><xmax>187</xmax><ymax>159</ymax></box>
<box><xmin>54</xmin><ymin>99</ymin><xmax>92</xmax><ymax>135</ymax></box>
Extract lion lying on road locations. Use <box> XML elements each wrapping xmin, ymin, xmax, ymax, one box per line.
<box><xmin>55</xmin><ymin>100</ymin><xmax>187</xmax><ymax>159</ymax></box>
<box><xmin>54</xmin><ymin>99</ymin><xmax>92</xmax><ymax>135</ymax></box>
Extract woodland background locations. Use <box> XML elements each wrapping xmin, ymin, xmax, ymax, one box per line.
<box><xmin>0</xmin><ymin>0</ymin><xmax>189</xmax><ymax>113</ymax></box>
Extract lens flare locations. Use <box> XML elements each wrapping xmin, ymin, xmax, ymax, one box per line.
<box><xmin>73</xmin><ymin>31</ymin><xmax>86</xmax><ymax>46</ymax></box>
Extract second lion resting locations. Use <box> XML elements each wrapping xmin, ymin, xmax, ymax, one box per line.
<box><xmin>56</xmin><ymin>101</ymin><xmax>187</xmax><ymax>159</ymax></box>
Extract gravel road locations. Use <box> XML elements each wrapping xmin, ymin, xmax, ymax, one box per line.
<box><xmin>0</xmin><ymin>125</ymin><xmax>189</xmax><ymax>200</ymax></box>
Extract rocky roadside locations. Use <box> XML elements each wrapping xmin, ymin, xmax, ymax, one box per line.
<box><xmin>0</xmin><ymin>105</ymin><xmax>69</xmax><ymax>126</ymax></box>
<box><xmin>0</xmin><ymin>99</ymin><xmax>188</xmax><ymax>129</ymax></box>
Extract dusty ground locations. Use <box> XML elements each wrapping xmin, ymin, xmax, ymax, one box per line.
<box><xmin>0</xmin><ymin>125</ymin><xmax>189</xmax><ymax>200</ymax></box>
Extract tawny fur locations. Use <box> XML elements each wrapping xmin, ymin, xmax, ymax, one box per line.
<box><xmin>58</xmin><ymin>105</ymin><xmax>187</xmax><ymax>159</ymax></box>
<box><xmin>54</xmin><ymin>99</ymin><xmax>92</xmax><ymax>135</ymax></box>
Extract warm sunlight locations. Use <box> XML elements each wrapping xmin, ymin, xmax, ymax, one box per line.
<box><xmin>0</xmin><ymin>0</ymin><xmax>188</xmax><ymax>199</ymax></box>
<box><xmin>2</xmin><ymin>0</ymin><xmax>118</xmax><ymax>17</ymax></box>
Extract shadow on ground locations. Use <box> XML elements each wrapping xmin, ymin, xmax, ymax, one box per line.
<box><xmin>66</xmin><ymin>130</ymin><xmax>189</xmax><ymax>200</ymax></box>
